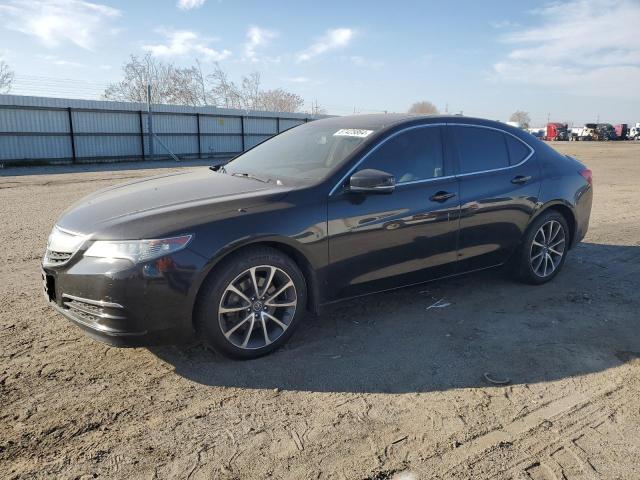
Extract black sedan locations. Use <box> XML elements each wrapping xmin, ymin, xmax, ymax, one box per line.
<box><xmin>42</xmin><ymin>114</ymin><xmax>593</xmax><ymax>358</ymax></box>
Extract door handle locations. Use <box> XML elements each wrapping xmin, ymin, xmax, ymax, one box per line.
<box><xmin>511</xmin><ymin>175</ymin><xmax>532</xmax><ymax>184</ymax></box>
<box><xmin>430</xmin><ymin>191</ymin><xmax>456</xmax><ymax>202</ymax></box>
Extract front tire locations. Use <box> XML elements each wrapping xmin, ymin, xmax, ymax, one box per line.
<box><xmin>195</xmin><ymin>247</ymin><xmax>307</xmax><ymax>359</ymax></box>
<box><xmin>513</xmin><ymin>211</ymin><xmax>569</xmax><ymax>285</ymax></box>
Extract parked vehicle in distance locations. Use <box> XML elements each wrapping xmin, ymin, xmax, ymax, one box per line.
<box><xmin>570</xmin><ymin>123</ymin><xmax>616</xmax><ymax>141</ymax></box>
<box><xmin>595</xmin><ymin>123</ymin><xmax>616</xmax><ymax>141</ymax></box>
<box><xmin>571</xmin><ymin>123</ymin><xmax>597</xmax><ymax>141</ymax></box>
<box><xmin>544</xmin><ymin>122</ymin><xmax>569</xmax><ymax>141</ymax></box>
<box><xmin>614</xmin><ymin>124</ymin><xmax>629</xmax><ymax>140</ymax></box>
<box><xmin>527</xmin><ymin>128</ymin><xmax>545</xmax><ymax>138</ymax></box>
<box><xmin>629</xmin><ymin>123</ymin><xmax>640</xmax><ymax>140</ymax></box>
<box><xmin>42</xmin><ymin>115</ymin><xmax>593</xmax><ymax>358</ymax></box>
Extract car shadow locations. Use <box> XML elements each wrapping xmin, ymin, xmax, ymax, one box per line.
<box><xmin>149</xmin><ymin>242</ymin><xmax>640</xmax><ymax>394</ymax></box>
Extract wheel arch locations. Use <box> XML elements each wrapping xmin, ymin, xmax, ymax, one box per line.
<box><xmin>530</xmin><ymin>201</ymin><xmax>577</xmax><ymax>248</ymax></box>
<box><xmin>187</xmin><ymin>237</ymin><xmax>321</xmax><ymax>328</ymax></box>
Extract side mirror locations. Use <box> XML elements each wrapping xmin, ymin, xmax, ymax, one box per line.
<box><xmin>348</xmin><ymin>169</ymin><xmax>395</xmax><ymax>194</ymax></box>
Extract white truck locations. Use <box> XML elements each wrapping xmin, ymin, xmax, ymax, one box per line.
<box><xmin>570</xmin><ymin>124</ymin><xmax>597</xmax><ymax>141</ymax></box>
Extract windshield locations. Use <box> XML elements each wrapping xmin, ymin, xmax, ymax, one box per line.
<box><xmin>224</xmin><ymin>121</ymin><xmax>377</xmax><ymax>183</ymax></box>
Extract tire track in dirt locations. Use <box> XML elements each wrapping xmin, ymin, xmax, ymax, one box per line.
<box><xmin>427</xmin><ymin>377</ymin><xmax>629</xmax><ymax>479</ymax></box>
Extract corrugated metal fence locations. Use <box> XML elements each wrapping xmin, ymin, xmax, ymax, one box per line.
<box><xmin>0</xmin><ymin>95</ymin><xmax>321</xmax><ymax>166</ymax></box>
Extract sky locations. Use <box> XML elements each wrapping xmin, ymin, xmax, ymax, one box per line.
<box><xmin>0</xmin><ymin>0</ymin><xmax>639</xmax><ymax>126</ymax></box>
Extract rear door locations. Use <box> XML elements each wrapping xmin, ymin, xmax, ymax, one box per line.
<box><xmin>447</xmin><ymin>124</ymin><xmax>540</xmax><ymax>272</ymax></box>
<box><xmin>326</xmin><ymin>125</ymin><xmax>460</xmax><ymax>300</ymax></box>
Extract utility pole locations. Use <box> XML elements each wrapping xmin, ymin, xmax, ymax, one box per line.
<box><xmin>147</xmin><ymin>83</ymin><xmax>155</xmax><ymax>160</ymax></box>
<box><xmin>311</xmin><ymin>99</ymin><xmax>322</xmax><ymax>116</ymax></box>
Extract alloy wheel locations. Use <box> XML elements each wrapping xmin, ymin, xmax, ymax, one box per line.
<box><xmin>530</xmin><ymin>220</ymin><xmax>566</xmax><ymax>278</ymax></box>
<box><xmin>218</xmin><ymin>265</ymin><xmax>297</xmax><ymax>350</ymax></box>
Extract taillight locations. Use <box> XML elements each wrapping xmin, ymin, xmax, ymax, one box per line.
<box><xmin>579</xmin><ymin>169</ymin><xmax>592</xmax><ymax>186</ymax></box>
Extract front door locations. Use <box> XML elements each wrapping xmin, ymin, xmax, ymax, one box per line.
<box><xmin>326</xmin><ymin>125</ymin><xmax>460</xmax><ymax>300</ymax></box>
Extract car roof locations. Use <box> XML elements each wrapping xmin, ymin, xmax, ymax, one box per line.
<box><xmin>312</xmin><ymin>113</ymin><xmax>516</xmax><ymax>131</ymax></box>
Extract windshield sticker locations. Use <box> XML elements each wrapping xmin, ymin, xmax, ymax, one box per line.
<box><xmin>333</xmin><ymin>129</ymin><xmax>373</xmax><ymax>138</ymax></box>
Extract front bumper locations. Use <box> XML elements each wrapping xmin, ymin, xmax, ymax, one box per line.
<box><xmin>42</xmin><ymin>249</ymin><xmax>204</xmax><ymax>346</ymax></box>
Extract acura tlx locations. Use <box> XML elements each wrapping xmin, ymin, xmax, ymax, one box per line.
<box><xmin>42</xmin><ymin>114</ymin><xmax>592</xmax><ymax>359</ymax></box>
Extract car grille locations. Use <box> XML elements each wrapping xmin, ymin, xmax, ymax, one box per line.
<box><xmin>44</xmin><ymin>250</ymin><xmax>73</xmax><ymax>265</ymax></box>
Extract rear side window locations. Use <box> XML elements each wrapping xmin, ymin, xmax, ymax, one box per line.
<box><xmin>452</xmin><ymin>126</ymin><xmax>509</xmax><ymax>174</ymax></box>
<box><xmin>505</xmin><ymin>135</ymin><xmax>531</xmax><ymax>165</ymax></box>
<box><xmin>362</xmin><ymin>126</ymin><xmax>444</xmax><ymax>183</ymax></box>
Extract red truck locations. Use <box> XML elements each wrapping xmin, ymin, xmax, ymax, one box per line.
<box><xmin>544</xmin><ymin>122</ymin><xmax>569</xmax><ymax>141</ymax></box>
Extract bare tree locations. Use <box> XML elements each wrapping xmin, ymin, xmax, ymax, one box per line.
<box><xmin>408</xmin><ymin>101</ymin><xmax>439</xmax><ymax>115</ymax></box>
<box><xmin>208</xmin><ymin>63</ymin><xmax>243</xmax><ymax>109</ymax></box>
<box><xmin>103</xmin><ymin>54</ymin><xmax>169</xmax><ymax>103</ymax></box>
<box><xmin>0</xmin><ymin>60</ymin><xmax>14</xmax><ymax>94</ymax></box>
<box><xmin>104</xmin><ymin>55</ymin><xmax>305</xmax><ymax>112</ymax></box>
<box><xmin>194</xmin><ymin>59</ymin><xmax>212</xmax><ymax>106</ymax></box>
<box><xmin>241</xmin><ymin>71</ymin><xmax>262</xmax><ymax>110</ymax></box>
<box><xmin>509</xmin><ymin>110</ymin><xmax>531</xmax><ymax>129</ymax></box>
<box><xmin>170</xmin><ymin>66</ymin><xmax>210</xmax><ymax>106</ymax></box>
<box><xmin>103</xmin><ymin>54</ymin><xmax>208</xmax><ymax>105</ymax></box>
<box><xmin>261</xmin><ymin>89</ymin><xmax>305</xmax><ymax>113</ymax></box>
<box><xmin>208</xmin><ymin>65</ymin><xmax>304</xmax><ymax>112</ymax></box>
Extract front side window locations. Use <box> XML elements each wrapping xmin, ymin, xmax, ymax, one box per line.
<box><xmin>359</xmin><ymin>126</ymin><xmax>444</xmax><ymax>183</ymax></box>
<box><xmin>452</xmin><ymin>126</ymin><xmax>509</xmax><ymax>174</ymax></box>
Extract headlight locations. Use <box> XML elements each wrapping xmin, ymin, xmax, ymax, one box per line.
<box><xmin>84</xmin><ymin>235</ymin><xmax>192</xmax><ymax>263</ymax></box>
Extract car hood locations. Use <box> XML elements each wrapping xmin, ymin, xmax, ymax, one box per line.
<box><xmin>57</xmin><ymin>168</ymin><xmax>287</xmax><ymax>238</ymax></box>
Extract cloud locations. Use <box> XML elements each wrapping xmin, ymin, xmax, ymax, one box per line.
<box><xmin>177</xmin><ymin>0</ymin><xmax>206</xmax><ymax>10</ymax></box>
<box><xmin>348</xmin><ymin>55</ymin><xmax>384</xmax><ymax>69</ymax></box>
<box><xmin>38</xmin><ymin>54</ymin><xmax>84</xmax><ymax>67</ymax></box>
<box><xmin>143</xmin><ymin>30</ymin><xmax>231</xmax><ymax>61</ymax></box>
<box><xmin>490</xmin><ymin>20</ymin><xmax>520</xmax><ymax>29</ymax></box>
<box><xmin>0</xmin><ymin>0</ymin><xmax>120</xmax><ymax>50</ymax></box>
<box><xmin>411</xmin><ymin>53</ymin><xmax>439</xmax><ymax>67</ymax></box>
<box><xmin>492</xmin><ymin>0</ymin><xmax>640</xmax><ymax>98</ymax></box>
<box><xmin>297</xmin><ymin>27</ymin><xmax>354</xmax><ymax>62</ymax></box>
<box><xmin>283</xmin><ymin>76</ymin><xmax>310</xmax><ymax>83</ymax></box>
<box><xmin>244</xmin><ymin>26</ymin><xmax>277</xmax><ymax>62</ymax></box>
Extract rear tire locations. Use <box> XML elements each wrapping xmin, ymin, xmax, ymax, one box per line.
<box><xmin>194</xmin><ymin>247</ymin><xmax>307</xmax><ymax>359</ymax></box>
<box><xmin>512</xmin><ymin>211</ymin><xmax>570</xmax><ymax>285</ymax></box>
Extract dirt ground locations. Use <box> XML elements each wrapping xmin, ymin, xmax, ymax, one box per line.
<box><xmin>1</xmin><ymin>142</ymin><xmax>639</xmax><ymax>480</ymax></box>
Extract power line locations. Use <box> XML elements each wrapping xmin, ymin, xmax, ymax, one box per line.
<box><xmin>10</xmin><ymin>74</ymin><xmax>112</xmax><ymax>100</ymax></box>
